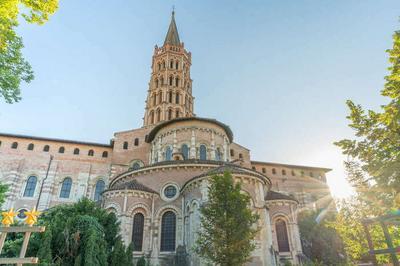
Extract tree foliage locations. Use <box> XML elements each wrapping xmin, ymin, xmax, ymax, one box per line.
<box><xmin>195</xmin><ymin>171</ymin><xmax>259</xmax><ymax>266</ymax></box>
<box><xmin>298</xmin><ymin>210</ymin><xmax>346</xmax><ymax>265</ymax></box>
<box><xmin>0</xmin><ymin>182</ymin><xmax>8</xmax><ymax>207</ymax></box>
<box><xmin>0</xmin><ymin>0</ymin><xmax>58</xmax><ymax>103</ymax></box>
<box><xmin>333</xmin><ymin>26</ymin><xmax>400</xmax><ymax>263</ymax></box>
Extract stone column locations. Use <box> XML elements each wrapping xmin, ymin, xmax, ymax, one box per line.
<box><xmin>210</xmin><ymin>131</ymin><xmax>216</xmax><ymax>160</ymax></box>
<box><xmin>223</xmin><ymin>137</ymin><xmax>229</xmax><ymax>161</ymax></box>
<box><xmin>190</xmin><ymin>129</ymin><xmax>196</xmax><ymax>159</ymax></box>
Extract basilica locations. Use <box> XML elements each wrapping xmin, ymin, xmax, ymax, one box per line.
<box><xmin>0</xmin><ymin>12</ymin><xmax>333</xmax><ymax>266</ymax></box>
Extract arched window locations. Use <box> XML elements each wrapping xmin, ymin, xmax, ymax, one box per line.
<box><xmin>262</xmin><ymin>168</ymin><xmax>266</xmax><ymax>174</ymax></box>
<box><xmin>134</xmin><ymin>138</ymin><xmax>139</xmax><ymax>146</ymax></box>
<box><xmin>158</xmin><ymin>92</ymin><xmax>163</xmax><ymax>104</ymax></box>
<box><xmin>132</xmin><ymin>213</ymin><xmax>145</xmax><ymax>251</ymax></box>
<box><xmin>158</xmin><ymin>63</ymin><xmax>161</xmax><ymax>70</ymax></box>
<box><xmin>170</xmin><ymin>60</ymin><xmax>174</xmax><ymax>69</ymax></box>
<box><xmin>132</xmin><ymin>162</ymin><xmax>141</xmax><ymax>170</ymax></box>
<box><xmin>175</xmin><ymin>93</ymin><xmax>180</xmax><ymax>104</ymax></box>
<box><xmin>94</xmin><ymin>180</ymin><xmax>105</xmax><ymax>201</ymax></box>
<box><xmin>73</xmin><ymin>148</ymin><xmax>80</xmax><ymax>155</ymax></box>
<box><xmin>175</xmin><ymin>61</ymin><xmax>179</xmax><ymax>69</ymax></box>
<box><xmin>23</xmin><ymin>176</ymin><xmax>37</xmax><ymax>197</ymax></box>
<box><xmin>27</xmin><ymin>143</ymin><xmax>34</xmax><ymax>150</ymax></box>
<box><xmin>168</xmin><ymin>109</ymin><xmax>173</xmax><ymax>120</ymax></box>
<box><xmin>175</xmin><ymin>77</ymin><xmax>179</xmax><ymax>87</ymax></box>
<box><xmin>160</xmin><ymin>211</ymin><xmax>176</xmax><ymax>251</ymax></box>
<box><xmin>168</xmin><ymin>91</ymin><xmax>173</xmax><ymax>103</ymax></box>
<box><xmin>59</xmin><ymin>146</ymin><xmax>65</xmax><ymax>153</ymax></box>
<box><xmin>11</xmin><ymin>142</ymin><xmax>18</xmax><ymax>149</ymax></box>
<box><xmin>123</xmin><ymin>141</ymin><xmax>128</xmax><ymax>150</ymax></box>
<box><xmin>88</xmin><ymin>149</ymin><xmax>94</xmax><ymax>156</ymax></box>
<box><xmin>165</xmin><ymin>146</ymin><xmax>172</xmax><ymax>161</ymax></box>
<box><xmin>155</xmin><ymin>79</ymin><xmax>159</xmax><ymax>88</ymax></box>
<box><xmin>272</xmin><ymin>168</ymin><xmax>276</xmax><ymax>175</ymax></box>
<box><xmin>150</xmin><ymin>111</ymin><xmax>154</xmax><ymax>124</ymax></box>
<box><xmin>239</xmin><ymin>153</ymin><xmax>243</xmax><ymax>159</ymax></box>
<box><xmin>282</xmin><ymin>169</ymin><xmax>286</xmax><ymax>175</ymax></box>
<box><xmin>152</xmin><ymin>94</ymin><xmax>156</xmax><ymax>106</ymax></box>
<box><xmin>169</xmin><ymin>76</ymin><xmax>173</xmax><ymax>86</ymax></box>
<box><xmin>215</xmin><ymin>148</ymin><xmax>222</xmax><ymax>161</ymax></box>
<box><xmin>181</xmin><ymin>144</ymin><xmax>189</xmax><ymax>160</ymax></box>
<box><xmin>175</xmin><ymin>110</ymin><xmax>180</xmax><ymax>118</ymax></box>
<box><xmin>60</xmin><ymin>177</ymin><xmax>72</xmax><ymax>198</ymax></box>
<box><xmin>276</xmin><ymin>219</ymin><xmax>290</xmax><ymax>252</ymax></box>
<box><xmin>162</xmin><ymin>61</ymin><xmax>165</xmax><ymax>69</ymax></box>
<box><xmin>102</xmin><ymin>151</ymin><xmax>108</xmax><ymax>158</ymax></box>
<box><xmin>156</xmin><ymin>109</ymin><xmax>161</xmax><ymax>122</ymax></box>
<box><xmin>43</xmin><ymin>145</ymin><xmax>50</xmax><ymax>152</ymax></box>
<box><xmin>230</xmin><ymin>149</ymin><xmax>234</xmax><ymax>157</ymax></box>
<box><xmin>199</xmin><ymin>145</ymin><xmax>207</xmax><ymax>160</ymax></box>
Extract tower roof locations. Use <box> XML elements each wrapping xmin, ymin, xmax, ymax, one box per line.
<box><xmin>164</xmin><ymin>11</ymin><xmax>181</xmax><ymax>46</ymax></box>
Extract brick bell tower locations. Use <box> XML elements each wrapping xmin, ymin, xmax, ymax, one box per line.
<box><xmin>143</xmin><ymin>11</ymin><xmax>194</xmax><ymax>127</ymax></box>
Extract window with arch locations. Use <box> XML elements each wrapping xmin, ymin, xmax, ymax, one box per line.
<box><xmin>152</xmin><ymin>94</ymin><xmax>156</xmax><ymax>106</ymax></box>
<box><xmin>59</xmin><ymin>146</ymin><xmax>65</xmax><ymax>153</ymax></box>
<box><xmin>215</xmin><ymin>148</ymin><xmax>222</xmax><ymax>161</ymax></box>
<box><xmin>134</xmin><ymin>138</ymin><xmax>139</xmax><ymax>146</ymax></box>
<box><xmin>132</xmin><ymin>213</ymin><xmax>145</xmax><ymax>251</ymax></box>
<box><xmin>160</xmin><ymin>211</ymin><xmax>176</xmax><ymax>251</ymax></box>
<box><xmin>157</xmin><ymin>109</ymin><xmax>161</xmax><ymax>122</ymax></box>
<box><xmin>155</xmin><ymin>79</ymin><xmax>159</xmax><ymax>88</ymax></box>
<box><xmin>23</xmin><ymin>176</ymin><xmax>37</xmax><ymax>197</ymax></box>
<box><xmin>102</xmin><ymin>151</ymin><xmax>108</xmax><ymax>158</ymax></box>
<box><xmin>169</xmin><ymin>60</ymin><xmax>173</xmax><ymax>69</ymax></box>
<box><xmin>239</xmin><ymin>153</ymin><xmax>243</xmax><ymax>159</ymax></box>
<box><xmin>88</xmin><ymin>149</ymin><xmax>94</xmax><ymax>156</ymax></box>
<box><xmin>132</xmin><ymin>162</ymin><xmax>141</xmax><ymax>170</ymax></box>
<box><xmin>181</xmin><ymin>144</ymin><xmax>189</xmax><ymax>160</ymax></box>
<box><xmin>272</xmin><ymin>168</ymin><xmax>276</xmax><ymax>174</ymax></box>
<box><xmin>175</xmin><ymin>77</ymin><xmax>179</xmax><ymax>87</ymax></box>
<box><xmin>123</xmin><ymin>141</ymin><xmax>128</xmax><ymax>150</ymax></box>
<box><xmin>169</xmin><ymin>76</ymin><xmax>173</xmax><ymax>86</ymax></box>
<box><xmin>175</xmin><ymin>61</ymin><xmax>179</xmax><ymax>69</ymax></box>
<box><xmin>168</xmin><ymin>91</ymin><xmax>173</xmax><ymax>103</ymax></box>
<box><xmin>158</xmin><ymin>92</ymin><xmax>163</xmax><ymax>104</ymax></box>
<box><xmin>43</xmin><ymin>145</ymin><xmax>50</xmax><ymax>152</ymax></box>
<box><xmin>94</xmin><ymin>180</ymin><xmax>105</xmax><ymax>201</ymax></box>
<box><xmin>276</xmin><ymin>219</ymin><xmax>290</xmax><ymax>252</ymax></box>
<box><xmin>262</xmin><ymin>168</ymin><xmax>266</xmax><ymax>174</ymax></box>
<box><xmin>230</xmin><ymin>149</ymin><xmax>234</xmax><ymax>157</ymax></box>
<box><xmin>60</xmin><ymin>177</ymin><xmax>72</xmax><ymax>198</ymax></box>
<box><xmin>27</xmin><ymin>143</ymin><xmax>34</xmax><ymax>150</ymax></box>
<box><xmin>73</xmin><ymin>148</ymin><xmax>80</xmax><ymax>155</ymax></box>
<box><xmin>162</xmin><ymin>61</ymin><xmax>165</xmax><ymax>69</ymax></box>
<box><xmin>11</xmin><ymin>142</ymin><xmax>18</xmax><ymax>149</ymax></box>
<box><xmin>168</xmin><ymin>109</ymin><xmax>173</xmax><ymax>120</ymax></box>
<box><xmin>199</xmin><ymin>145</ymin><xmax>207</xmax><ymax>160</ymax></box>
<box><xmin>158</xmin><ymin>63</ymin><xmax>161</xmax><ymax>70</ymax></box>
<box><xmin>175</xmin><ymin>93</ymin><xmax>180</xmax><ymax>104</ymax></box>
<box><xmin>282</xmin><ymin>169</ymin><xmax>286</xmax><ymax>175</ymax></box>
<box><xmin>165</xmin><ymin>146</ymin><xmax>172</xmax><ymax>161</ymax></box>
<box><xmin>150</xmin><ymin>111</ymin><xmax>154</xmax><ymax>124</ymax></box>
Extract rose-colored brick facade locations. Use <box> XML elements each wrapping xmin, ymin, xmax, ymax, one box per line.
<box><xmin>0</xmin><ymin>12</ymin><xmax>333</xmax><ymax>266</ymax></box>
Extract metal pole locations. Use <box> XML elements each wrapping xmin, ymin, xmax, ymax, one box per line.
<box><xmin>36</xmin><ymin>155</ymin><xmax>53</xmax><ymax>210</ymax></box>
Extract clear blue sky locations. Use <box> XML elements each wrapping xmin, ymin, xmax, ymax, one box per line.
<box><xmin>2</xmin><ymin>1</ymin><xmax>400</xmax><ymax>197</ymax></box>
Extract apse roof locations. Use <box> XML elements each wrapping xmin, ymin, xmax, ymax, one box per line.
<box><xmin>107</xmin><ymin>179</ymin><xmax>157</xmax><ymax>194</ymax></box>
<box><xmin>145</xmin><ymin>117</ymin><xmax>234</xmax><ymax>143</ymax></box>
<box><xmin>265</xmin><ymin>190</ymin><xmax>298</xmax><ymax>202</ymax></box>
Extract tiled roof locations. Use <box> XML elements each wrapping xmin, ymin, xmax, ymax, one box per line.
<box><xmin>107</xmin><ymin>179</ymin><xmax>157</xmax><ymax>194</ymax></box>
<box><xmin>265</xmin><ymin>191</ymin><xmax>298</xmax><ymax>202</ymax></box>
<box><xmin>251</xmin><ymin>160</ymin><xmax>331</xmax><ymax>172</ymax></box>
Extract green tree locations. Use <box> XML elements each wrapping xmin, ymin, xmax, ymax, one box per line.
<box><xmin>0</xmin><ymin>182</ymin><xmax>8</xmax><ymax>207</ymax></box>
<box><xmin>0</xmin><ymin>0</ymin><xmax>58</xmax><ymax>103</ymax></box>
<box><xmin>0</xmin><ymin>198</ymin><xmax>132</xmax><ymax>265</ymax></box>
<box><xmin>195</xmin><ymin>171</ymin><xmax>259</xmax><ymax>266</ymax></box>
<box><xmin>298</xmin><ymin>210</ymin><xmax>346</xmax><ymax>265</ymax></box>
<box><xmin>333</xmin><ymin>25</ymin><xmax>400</xmax><ymax>263</ymax></box>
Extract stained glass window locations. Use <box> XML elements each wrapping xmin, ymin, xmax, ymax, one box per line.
<box><xmin>276</xmin><ymin>219</ymin><xmax>290</xmax><ymax>252</ymax></box>
<box><xmin>60</xmin><ymin>177</ymin><xmax>72</xmax><ymax>198</ymax></box>
<box><xmin>199</xmin><ymin>145</ymin><xmax>207</xmax><ymax>160</ymax></box>
<box><xmin>24</xmin><ymin>176</ymin><xmax>37</xmax><ymax>197</ymax></box>
<box><xmin>181</xmin><ymin>144</ymin><xmax>189</xmax><ymax>160</ymax></box>
<box><xmin>94</xmin><ymin>180</ymin><xmax>105</xmax><ymax>201</ymax></box>
<box><xmin>132</xmin><ymin>213</ymin><xmax>144</xmax><ymax>251</ymax></box>
<box><xmin>160</xmin><ymin>211</ymin><xmax>176</xmax><ymax>251</ymax></box>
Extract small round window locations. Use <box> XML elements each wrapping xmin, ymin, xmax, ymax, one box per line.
<box><xmin>17</xmin><ymin>209</ymin><xmax>27</xmax><ymax>219</ymax></box>
<box><xmin>164</xmin><ymin>185</ymin><xmax>177</xmax><ymax>199</ymax></box>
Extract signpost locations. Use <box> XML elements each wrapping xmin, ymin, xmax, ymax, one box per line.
<box><xmin>362</xmin><ymin>210</ymin><xmax>400</xmax><ymax>266</ymax></box>
<box><xmin>0</xmin><ymin>207</ymin><xmax>45</xmax><ymax>266</ymax></box>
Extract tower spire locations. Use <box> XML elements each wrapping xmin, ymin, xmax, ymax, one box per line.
<box><xmin>164</xmin><ymin>10</ymin><xmax>181</xmax><ymax>46</ymax></box>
